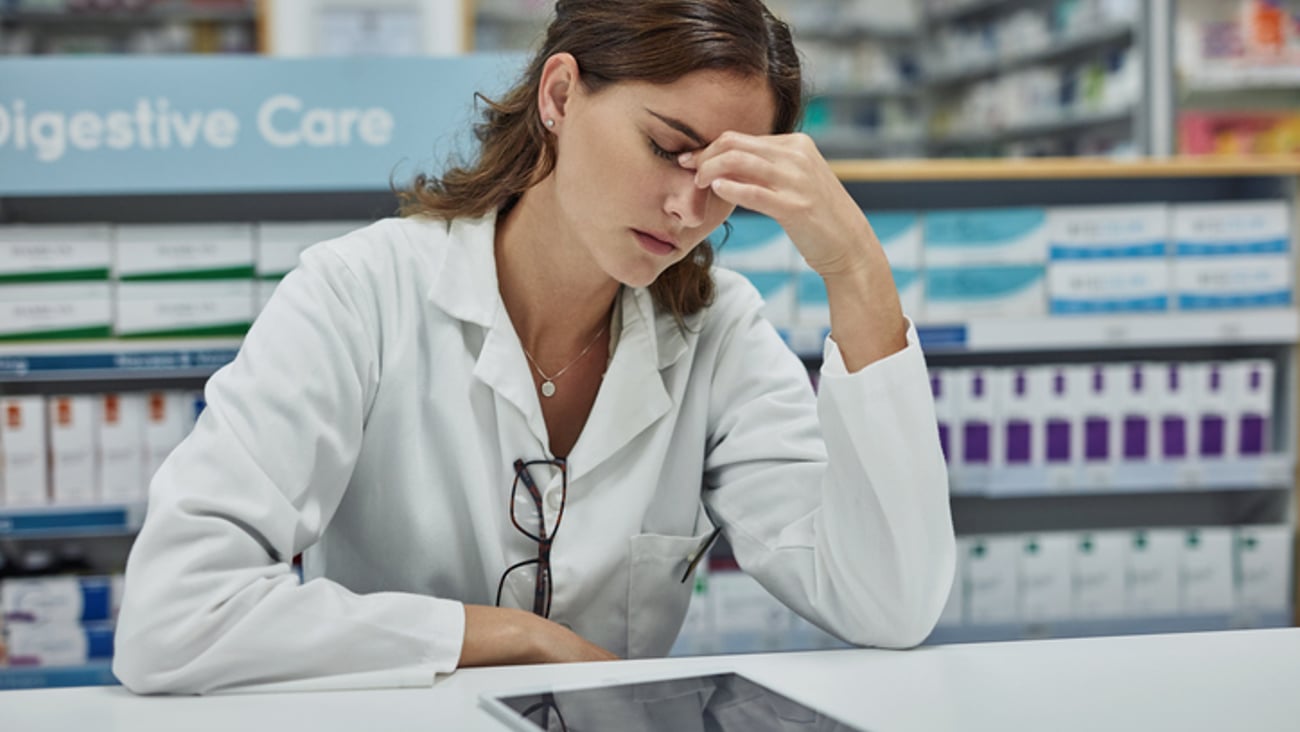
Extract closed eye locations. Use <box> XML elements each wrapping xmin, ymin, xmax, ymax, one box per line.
<box><xmin>649</xmin><ymin>138</ymin><xmax>684</xmax><ymax>162</ymax></box>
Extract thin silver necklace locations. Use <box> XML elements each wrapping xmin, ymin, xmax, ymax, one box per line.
<box><xmin>522</xmin><ymin>323</ymin><xmax>608</xmax><ymax>398</ymax></box>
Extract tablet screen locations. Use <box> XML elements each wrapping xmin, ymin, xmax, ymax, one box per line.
<box><xmin>483</xmin><ymin>671</ymin><xmax>867</xmax><ymax>732</ymax></box>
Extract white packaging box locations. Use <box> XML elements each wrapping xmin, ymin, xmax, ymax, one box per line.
<box><xmin>0</xmin><ymin>283</ymin><xmax>113</xmax><ymax>340</ymax></box>
<box><xmin>1041</xmin><ymin>366</ymin><xmax>1079</xmax><ymax>478</ymax></box>
<box><xmin>1230</xmin><ymin>359</ymin><xmax>1274</xmax><ymax>457</ymax></box>
<box><xmin>255</xmin><ymin>221</ymin><xmax>363</xmax><ymax>278</ymax></box>
<box><xmin>922</xmin><ymin>264</ymin><xmax>1047</xmax><ymax>321</ymax></box>
<box><xmin>1072</xmin><ymin>532</ymin><xmax>1127</xmax><ymax>619</ymax></box>
<box><xmin>1126</xmin><ymin>528</ymin><xmax>1181</xmax><ymax>617</ymax></box>
<box><xmin>1152</xmin><ymin>362</ymin><xmax>1200</xmax><ymax>467</ymax></box>
<box><xmin>937</xmin><ymin>536</ymin><xmax>968</xmax><ymax>627</ymax></box>
<box><xmin>5</xmin><ymin>622</ymin><xmax>91</xmax><ymax>667</ymax></box>
<box><xmin>1017</xmin><ymin>533</ymin><xmax>1073</xmax><ymax>622</ymax></box>
<box><xmin>923</xmin><ymin>207</ymin><xmax>1049</xmax><ymax>267</ymax></box>
<box><xmin>931</xmin><ymin>369</ymin><xmax>958</xmax><ymax>470</ymax></box>
<box><xmin>995</xmin><ymin>368</ymin><xmax>1042</xmax><ymax>469</ymax></box>
<box><xmin>1193</xmin><ymin>362</ymin><xmax>1234</xmax><ymax>461</ymax></box>
<box><xmin>1074</xmin><ymin>365</ymin><xmax>1119</xmax><ymax>483</ymax></box>
<box><xmin>1172</xmin><ymin>200</ymin><xmax>1290</xmax><ymax>258</ymax></box>
<box><xmin>1048</xmin><ymin>259</ymin><xmax>1172</xmax><ymax>315</ymax></box>
<box><xmin>713</xmin><ymin>213</ymin><xmax>796</xmax><ymax>271</ymax></box>
<box><xmin>1235</xmin><ymin>525</ymin><xmax>1291</xmax><ymax>613</ymax></box>
<box><xmin>114</xmin><ymin>223</ymin><xmax>255</xmax><ymax>280</ymax></box>
<box><xmin>1048</xmin><ymin>204</ymin><xmax>1170</xmax><ymax>261</ymax></box>
<box><xmin>143</xmin><ymin>391</ymin><xmax>195</xmax><ymax>481</ymax></box>
<box><xmin>893</xmin><ymin>268</ymin><xmax>923</xmax><ymax>319</ymax></box>
<box><xmin>1179</xmin><ymin>527</ymin><xmax>1235</xmax><ymax>615</ymax></box>
<box><xmin>793</xmin><ymin>267</ymin><xmax>922</xmax><ymax>340</ymax></box>
<box><xmin>0</xmin><ymin>224</ymin><xmax>112</xmax><ymax>282</ymax></box>
<box><xmin>965</xmin><ymin>535</ymin><xmax>1019</xmax><ymax>624</ymax></box>
<box><xmin>1047</xmin><ymin>204</ymin><xmax>1170</xmax><ymax>315</ymax></box>
<box><xmin>98</xmin><ymin>392</ymin><xmax>146</xmax><ymax>503</ymax></box>
<box><xmin>115</xmin><ymin>280</ymin><xmax>255</xmax><ymax>337</ymax></box>
<box><xmin>5</xmin><ymin>621</ymin><xmax>115</xmax><ymax>666</ymax></box>
<box><xmin>954</xmin><ymin>368</ymin><xmax>997</xmax><ymax>490</ymax></box>
<box><xmin>47</xmin><ymin>395</ymin><xmax>98</xmax><ymax>505</ymax></box>
<box><xmin>794</xmin><ymin>271</ymin><xmax>830</xmax><ymax>339</ymax></box>
<box><xmin>1114</xmin><ymin>363</ymin><xmax>1157</xmax><ymax>464</ymax></box>
<box><xmin>736</xmin><ymin>270</ymin><xmax>796</xmax><ymax>337</ymax></box>
<box><xmin>871</xmin><ymin>212</ymin><xmax>922</xmax><ymax>270</ymax></box>
<box><xmin>1173</xmin><ymin>255</ymin><xmax>1293</xmax><ymax>310</ymax></box>
<box><xmin>1</xmin><ymin>396</ymin><xmax>48</xmax><ymax>507</ymax></box>
<box><xmin>0</xmin><ymin>575</ymin><xmax>116</xmax><ymax>623</ymax></box>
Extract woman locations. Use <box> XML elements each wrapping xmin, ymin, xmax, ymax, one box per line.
<box><xmin>113</xmin><ymin>0</ymin><xmax>954</xmax><ymax>694</ymax></box>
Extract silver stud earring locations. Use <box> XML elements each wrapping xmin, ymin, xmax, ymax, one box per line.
<box><xmin>546</xmin><ymin>118</ymin><xmax>555</xmax><ymax>128</ymax></box>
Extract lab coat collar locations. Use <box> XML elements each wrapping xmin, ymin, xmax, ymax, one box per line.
<box><xmin>425</xmin><ymin>212</ymin><xmax>691</xmax><ymax>475</ymax></box>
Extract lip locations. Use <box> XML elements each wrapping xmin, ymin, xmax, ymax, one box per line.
<box><xmin>633</xmin><ymin>229</ymin><xmax>678</xmax><ymax>256</ymax></box>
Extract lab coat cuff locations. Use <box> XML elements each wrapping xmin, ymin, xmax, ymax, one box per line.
<box><xmin>820</xmin><ymin>317</ymin><xmax>923</xmax><ymax>381</ymax></box>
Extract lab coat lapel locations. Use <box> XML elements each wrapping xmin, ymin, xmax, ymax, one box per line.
<box><xmin>567</xmin><ymin>287</ymin><xmax>685</xmax><ymax>483</ymax></box>
<box><xmin>426</xmin><ymin>214</ymin><xmax>549</xmax><ymax>447</ymax></box>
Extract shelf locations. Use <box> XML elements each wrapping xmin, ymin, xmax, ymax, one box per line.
<box><xmin>0</xmin><ymin>3</ymin><xmax>255</xmax><ymax>25</ymax></box>
<box><xmin>1183</xmin><ymin>65</ymin><xmax>1300</xmax><ymax>93</ymax></box>
<box><xmin>829</xmin><ymin>155</ymin><xmax>1300</xmax><ymax>181</ymax></box>
<box><xmin>951</xmin><ymin>455</ymin><xmax>1295</xmax><ymax>498</ymax></box>
<box><xmin>790</xmin><ymin>309</ymin><xmax>1298</xmax><ymax>357</ymax></box>
<box><xmin>0</xmin><ymin>662</ymin><xmax>117</xmax><ymax>691</ymax></box>
<box><xmin>926</xmin><ymin>609</ymin><xmax>1292</xmax><ymax>645</ymax></box>
<box><xmin>811</xmin><ymin>128</ymin><xmax>926</xmax><ymax>157</ymax></box>
<box><xmin>0</xmin><ymin>338</ymin><xmax>240</xmax><ymax>382</ymax></box>
<box><xmin>812</xmin><ymin>85</ymin><xmax>920</xmax><ymax>100</ymax></box>
<box><xmin>0</xmin><ymin>502</ymin><xmax>147</xmax><ymax>539</ymax></box>
<box><xmin>923</xmin><ymin>0</ymin><xmax>1017</xmax><ymax>25</ymax></box>
<box><xmin>931</xmin><ymin>106</ymin><xmax>1134</xmax><ymax>148</ymax></box>
<box><xmin>926</xmin><ymin>23</ymin><xmax>1135</xmax><ymax>86</ymax></box>
<box><xmin>790</xmin><ymin>22</ymin><xmax>917</xmax><ymax>43</ymax></box>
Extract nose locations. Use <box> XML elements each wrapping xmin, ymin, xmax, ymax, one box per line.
<box><xmin>664</xmin><ymin>170</ymin><xmax>710</xmax><ymax>230</ymax></box>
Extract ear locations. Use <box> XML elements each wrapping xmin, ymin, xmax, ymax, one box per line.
<box><xmin>537</xmin><ymin>53</ymin><xmax>580</xmax><ymax>130</ymax></box>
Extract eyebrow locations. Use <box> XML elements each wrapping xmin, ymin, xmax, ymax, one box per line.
<box><xmin>645</xmin><ymin>109</ymin><xmax>707</xmax><ymax>147</ymax></box>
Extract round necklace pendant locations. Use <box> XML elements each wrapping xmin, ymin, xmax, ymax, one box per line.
<box><xmin>540</xmin><ymin>380</ymin><xmax>556</xmax><ymax>398</ymax></box>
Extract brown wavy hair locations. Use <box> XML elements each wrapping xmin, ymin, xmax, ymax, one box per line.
<box><xmin>398</xmin><ymin>0</ymin><xmax>803</xmax><ymax>319</ymax></box>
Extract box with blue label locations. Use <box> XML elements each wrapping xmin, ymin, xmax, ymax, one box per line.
<box><xmin>924</xmin><ymin>264</ymin><xmax>1046</xmax><ymax>320</ymax></box>
<box><xmin>735</xmin><ymin>270</ymin><xmax>795</xmax><ymax>337</ymax></box>
<box><xmin>923</xmin><ymin>208</ymin><xmax>1048</xmax><ymax>267</ymax></box>
<box><xmin>794</xmin><ymin>268</ymin><xmax>922</xmax><ymax>338</ymax></box>
<box><xmin>1047</xmin><ymin>205</ymin><xmax>1171</xmax><ymax>314</ymax></box>
<box><xmin>1172</xmin><ymin>201</ymin><xmax>1293</xmax><ymax>310</ymax></box>
<box><xmin>1</xmin><ymin>575</ymin><xmax>119</xmax><ymax>624</ymax></box>
<box><xmin>712</xmin><ymin>213</ymin><xmax>795</xmax><ymax>271</ymax></box>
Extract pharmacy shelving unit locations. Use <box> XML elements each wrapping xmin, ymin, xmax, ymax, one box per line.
<box><xmin>821</xmin><ymin>156</ymin><xmax>1300</xmax><ymax>644</ymax></box>
<box><xmin>0</xmin><ymin>0</ymin><xmax>261</xmax><ymax>55</ymax></box>
<box><xmin>919</xmin><ymin>0</ymin><xmax>1148</xmax><ymax>157</ymax></box>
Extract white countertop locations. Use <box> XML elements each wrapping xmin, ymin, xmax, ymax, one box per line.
<box><xmin>5</xmin><ymin>628</ymin><xmax>1299</xmax><ymax>731</ymax></box>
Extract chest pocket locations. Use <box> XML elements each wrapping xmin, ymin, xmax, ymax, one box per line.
<box><xmin>626</xmin><ymin>528</ymin><xmax>716</xmax><ymax>659</ymax></box>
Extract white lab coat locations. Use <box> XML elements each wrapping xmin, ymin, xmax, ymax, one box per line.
<box><xmin>112</xmin><ymin>213</ymin><xmax>955</xmax><ymax>695</ymax></box>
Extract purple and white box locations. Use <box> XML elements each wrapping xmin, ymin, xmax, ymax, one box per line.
<box><xmin>1230</xmin><ymin>359</ymin><xmax>1274</xmax><ymax>458</ymax></box>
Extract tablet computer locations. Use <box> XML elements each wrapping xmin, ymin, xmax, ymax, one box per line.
<box><xmin>479</xmin><ymin>671</ymin><xmax>867</xmax><ymax>731</ymax></box>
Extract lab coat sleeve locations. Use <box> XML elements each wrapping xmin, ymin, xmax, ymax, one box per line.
<box><xmin>701</xmin><ymin>284</ymin><xmax>955</xmax><ymax>648</ymax></box>
<box><xmin>112</xmin><ymin>242</ymin><xmax>465</xmax><ymax>694</ymax></box>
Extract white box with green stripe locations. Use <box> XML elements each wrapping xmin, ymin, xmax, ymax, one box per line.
<box><xmin>0</xmin><ymin>225</ymin><xmax>112</xmax><ymax>283</ymax></box>
<box><xmin>113</xmin><ymin>224</ymin><xmax>255</xmax><ymax>336</ymax></box>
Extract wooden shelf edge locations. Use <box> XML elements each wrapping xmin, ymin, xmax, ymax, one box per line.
<box><xmin>829</xmin><ymin>156</ymin><xmax>1300</xmax><ymax>182</ymax></box>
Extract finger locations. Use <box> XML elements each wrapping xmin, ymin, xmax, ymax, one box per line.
<box><xmin>708</xmin><ymin>177</ymin><xmax>788</xmax><ymax>218</ymax></box>
<box><xmin>693</xmin><ymin>130</ymin><xmax>806</xmax><ymax>169</ymax></box>
<box><xmin>694</xmin><ymin>148</ymin><xmax>789</xmax><ymax>191</ymax></box>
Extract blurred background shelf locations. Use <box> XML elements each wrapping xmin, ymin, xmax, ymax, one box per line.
<box><xmin>0</xmin><ymin>503</ymin><xmax>147</xmax><ymax>539</ymax></box>
<box><xmin>0</xmin><ymin>662</ymin><xmax>118</xmax><ymax>691</ymax></box>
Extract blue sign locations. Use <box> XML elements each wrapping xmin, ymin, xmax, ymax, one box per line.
<box><xmin>0</xmin><ymin>55</ymin><xmax>525</xmax><ymax>195</ymax></box>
